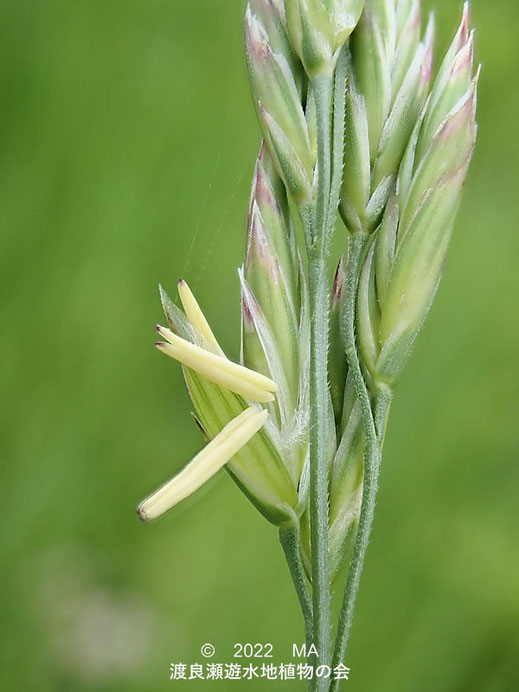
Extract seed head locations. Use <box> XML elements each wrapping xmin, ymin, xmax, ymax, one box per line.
<box><xmin>245</xmin><ymin>5</ymin><xmax>315</xmax><ymax>203</ymax></box>
<box><xmin>340</xmin><ymin>0</ymin><xmax>434</xmax><ymax>234</ymax></box>
<box><xmin>356</xmin><ymin>3</ymin><xmax>479</xmax><ymax>385</ymax></box>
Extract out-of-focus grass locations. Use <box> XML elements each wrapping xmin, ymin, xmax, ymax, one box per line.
<box><xmin>1</xmin><ymin>1</ymin><xmax>518</xmax><ymax>690</ymax></box>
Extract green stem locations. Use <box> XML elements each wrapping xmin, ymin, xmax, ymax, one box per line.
<box><xmin>341</xmin><ymin>233</ymin><xmax>374</xmax><ymax>445</ymax></box>
<box><xmin>308</xmin><ymin>249</ymin><xmax>332</xmax><ymax>686</ymax></box>
<box><xmin>311</xmin><ymin>72</ymin><xmax>333</xmax><ymax>248</ymax></box>
<box><xmin>279</xmin><ymin>523</ymin><xmax>314</xmax><ymax>650</ymax></box>
<box><xmin>330</xmin><ymin>388</ymin><xmax>392</xmax><ymax>692</ymax></box>
<box><xmin>331</xmin><ymin>231</ymin><xmax>394</xmax><ymax>687</ymax></box>
<box><xmin>307</xmin><ymin>70</ymin><xmax>334</xmax><ymax>691</ymax></box>
<box><xmin>330</xmin><ymin>233</ymin><xmax>375</xmax><ymax>685</ymax></box>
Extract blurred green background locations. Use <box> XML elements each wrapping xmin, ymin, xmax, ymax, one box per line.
<box><xmin>1</xmin><ymin>0</ymin><xmax>518</xmax><ymax>690</ymax></box>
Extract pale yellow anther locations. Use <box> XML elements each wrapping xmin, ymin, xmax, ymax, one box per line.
<box><xmin>177</xmin><ymin>280</ymin><xmax>224</xmax><ymax>355</ymax></box>
<box><xmin>156</xmin><ymin>326</ymin><xmax>277</xmax><ymax>403</ymax></box>
<box><xmin>137</xmin><ymin>406</ymin><xmax>268</xmax><ymax>520</ymax></box>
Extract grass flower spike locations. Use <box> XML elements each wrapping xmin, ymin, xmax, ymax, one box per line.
<box><xmin>149</xmin><ymin>280</ymin><xmax>300</xmax><ymax>527</ymax></box>
<box><xmin>139</xmin><ymin>2</ymin><xmax>479</xmax><ymax>688</ymax></box>
<box><xmin>341</xmin><ymin>0</ymin><xmax>434</xmax><ymax>234</ymax></box>
<box><xmin>361</xmin><ymin>4</ymin><xmax>478</xmax><ymax>385</ymax></box>
<box><xmin>245</xmin><ymin>2</ymin><xmax>315</xmax><ymax>204</ymax></box>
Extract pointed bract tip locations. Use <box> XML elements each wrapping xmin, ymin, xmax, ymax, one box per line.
<box><xmin>455</xmin><ymin>30</ymin><xmax>474</xmax><ymax>69</ymax></box>
<box><xmin>460</xmin><ymin>2</ymin><xmax>470</xmax><ymax>41</ymax></box>
<box><xmin>424</xmin><ymin>13</ymin><xmax>435</xmax><ymax>45</ymax></box>
<box><xmin>244</xmin><ymin>4</ymin><xmax>255</xmax><ymax>34</ymax></box>
<box><xmin>240</xmin><ymin>279</ymin><xmax>263</xmax><ymax>325</ymax></box>
<box><xmin>252</xmin><ymin>160</ymin><xmax>278</xmax><ymax>214</ymax></box>
<box><xmin>474</xmin><ymin>63</ymin><xmax>482</xmax><ymax>86</ymax></box>
<box><xmin>158</xmin><ymin>283</ymin><xmax>170</xmax><ymax>307</ymax></box>
<box><xmin>468</xmin><ymin>70</ymin><xmax>480</xmax><ymax>118</ymax></box>
<box><xmin>410</xmin><ymin>0</ymin><xmax>422</xmax><ymax>29</ymax></box>
<box><xmin>245</xmin><ymin>11</ymin><xmax>270</xmax><ymax>62</ymax></box>
<box><xmin>247</xmin><ymin>202</ymin><xmax>279</xmax><ymax>280</ymax></box>
<box><xmin>437</xmin><ymin>88</ymin><xmax>477</xmax><ymax>145</ymax></box>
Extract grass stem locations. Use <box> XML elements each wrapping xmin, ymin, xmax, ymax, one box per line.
<box><xmin>279</xmin><ymin>523</ymin><xmax>314</xmax><ymax>651</ymax></box>
<box><xmin>307</xmin><ymin>70</ymin><xmax>334</xmax><ymax>691</ymax></box>
<box><xmin>331</xmin><ymin>234</ymin><xmax>394</xmax><ymax>686</ymax></box>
